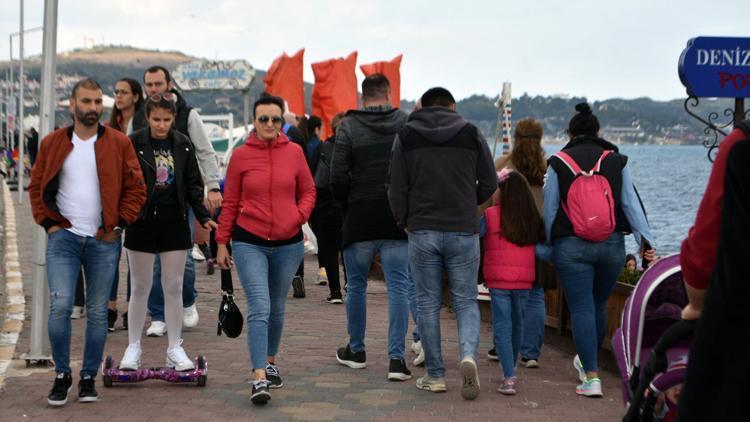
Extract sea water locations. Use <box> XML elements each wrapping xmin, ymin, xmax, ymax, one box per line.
<box><xmin>539</xmin><ymin>144</ymin><xmax>713</xmax><ymax>256</ymax></box>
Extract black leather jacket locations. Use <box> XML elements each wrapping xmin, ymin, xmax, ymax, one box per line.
<box><xmin>129</xmin><ymin>128</ymin><xmax>211</xmax><ymax>224</ymax></box>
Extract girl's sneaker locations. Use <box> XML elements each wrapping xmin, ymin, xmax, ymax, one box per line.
<box><xmin>498</xmin><ymin>377</ymin><xmax>517</xmax><ymax>395</ymax></box>
<box><xmin>166</xmin><ymin>340</ymin><xmax>195</xmax><ymax>371</ymax></box>
<box><xmin>250</xmin><ymin>379</ymin><xmax>271</xmax><ymax>404</ymax></box>
<box><xmin>119</xmin><ymin>342</ymin><xmax>142</xmax><ymax>370</ymax></box>
<box><xmin>265</xmin><ymin>363</ymin><xmax>283</xmax><ymax>388</ymax></box>
<box><xmin>573</xmin><ymin>355</ymin><xmax>586</xmax><ymax>382</ymax></box>
<box><xmin>576</xmin><ymin>377</ymin><xmax>603</xmax><ymax>398</ymax></box>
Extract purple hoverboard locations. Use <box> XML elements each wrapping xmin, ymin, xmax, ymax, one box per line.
<box><xmin>102</xmin><ymin>355</ymin><xmax>207</xmax><ymax>387</ymax></box>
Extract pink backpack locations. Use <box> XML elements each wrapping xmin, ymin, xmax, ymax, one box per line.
<box><xmin>555</xmin><ymin>150</ymin><xmax>616</xmax><ymax>242</ymax></box>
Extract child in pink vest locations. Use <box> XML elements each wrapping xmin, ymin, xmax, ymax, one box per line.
<box><xmin>481</xmin><ymin>169</ymin><xmax>546</xmax><ymax>395</ymax></box>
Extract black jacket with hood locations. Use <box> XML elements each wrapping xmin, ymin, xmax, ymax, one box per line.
<box><xmin>330</xmin><ymin>107</ymin><xmax>408</xmax><ymax>247</ymax></box>
<box><xmin>388</xmin><ymin>106</ymin><xmax>497</xmax><ymax>233</ymax></box>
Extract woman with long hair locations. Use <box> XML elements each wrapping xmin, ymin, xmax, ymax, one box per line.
<box><xmin>492</xmin><ymin>119</ymin><xmax>552</xmax><ymax>369</ymax></box>
<box><xmin>216</xmin><ymin>95</ymin><xmax>316</xmax><ymax>405</ymax></box>
<box><xmin>109</xmin><ymin>78</ymin><xmax>144</xmax><ymax>135</ymax></box>
<box><xmin>105</xmin><ymin>77</ymin><xmax>144</xmax><ymax>331</ymax></box>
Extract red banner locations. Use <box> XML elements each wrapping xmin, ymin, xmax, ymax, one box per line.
<box><xmin>264</xmin><ymin>49</ymin><xmax>305</xmax><ymax>116</ymax></box>
<box><xmin>360</xmin><ymin>54</ymin><xmax>403</xmax><ymax>109</ymax></box>
<box><xmin>311</xmin><ymin>52</ymin><xmax>359</xmax><ymax>139</ymax></box>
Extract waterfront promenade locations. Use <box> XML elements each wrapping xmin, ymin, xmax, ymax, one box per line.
<box><xmin>0</xmin><ymin>192</ymin><xmax>623</xmax><ymax>421</ymax></box>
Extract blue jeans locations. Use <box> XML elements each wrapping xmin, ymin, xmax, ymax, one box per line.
<box><xmin>148</xmin><ymin>211</ymin><xmax>197</xmax><ymax>320</ymax></box>
<box><xmin>553</xmin><ymin>233</ymin><xmax>625</xmax><ymax>374</ymax></box>
<box><xmin>490</xmin><ymin>288</ymin><xmax>529</xmax><ymax>379</ymax></box>
<box><xmin>46</xmin><ymin>229</ymin><xmax>120</xmax><ymax>377</ymax></box>
<box><xmin>232</xmin><ymin>240</ymin><xmax>303</xmax><ymax>370</ymax></box>
<box><xmin>408</xmin><ymin>274</ymin><xmax>420</xmax><ymax>343</ymax></box>
<box><xmin>409</xmin><ymin>230</ymin><xmax>480</xmax><ymax>378</ymax></box>
<box><xmin>520</xmin><ymin>287</ymin><xmax>546</xmax><ymax>360</ymax></box>
<box><xmin>343</xmin><ymin>239</ymin><xmax>410</xmax><ymax>359</ymax></box>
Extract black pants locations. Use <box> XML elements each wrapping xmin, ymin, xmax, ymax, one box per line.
<box><xmin>310</xmin><ymin>210</ymin><xmax>344</xmax><ymax>294</ymax></box>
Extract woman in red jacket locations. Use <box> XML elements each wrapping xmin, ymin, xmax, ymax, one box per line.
<box><xmin>216</xmin><ymin>95</ymin><xmax>316</xmax><ymax>405</ymax></box>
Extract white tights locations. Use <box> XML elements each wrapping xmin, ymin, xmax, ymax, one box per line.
<box><xmin>126</xmin><ymin>249</ymin><xmax>187</xmax><ymax>349</ymax></box>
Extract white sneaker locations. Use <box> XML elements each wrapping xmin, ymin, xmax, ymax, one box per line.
<box><xmin>410</xmin><ymin>340</ymin><xmax>422</xmax><ymax>355</ymax></box>
<box><xmin>191</xmin><ymin>244</ymin><xmax>206</xmax><ymax>261</ymax></box>
<box><xmin>119</xmin><ymin>342</ymin><xmax>142</xmax><ymax>370</ymax></box>
<box><xmin>477</xmin><ymin>283</ymin><xmax>491</xmax><ymax>302</ymax></box>
<box><xmin>413</xmin><ymin>348</ymin><xmax>425</xmax><ymax>366</ymax></box>
<box><xmin>573</xmin><ymin>355</ymin><xmax>586</xmax><ymax>382</ymax></box>
<box><xmin>71</xmin><ymin>305</ymin><xmax>85</xmax><ymax>319</ymax></box>
<box><xmin>146</xmin><ymin>321</ymin><xmax>167</xmax><ymax>337</ymax></box>
<box><xmin>183</xmin><ymin>304</ymin><xmax>199</xmax><ymax>328</ymax></box>
<box><xmin>166</xmin><ymin>340</ymin><xmax>195</xmax><ymax>371</ymax></box>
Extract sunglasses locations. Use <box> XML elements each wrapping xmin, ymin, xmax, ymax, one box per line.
<box><xmin>114</xmin><ymin>89</ymin><xmax>132</xmax><ymax>96</ymax></box>
<box><xmin>257</xmin><ymin>115</ymin><xmax>283</xmax><ymax>125</ymax></box>
<box><xmin>148</xmin><ymin>93</ymin><xmax>176</xmax><ymax>103</ymax></box>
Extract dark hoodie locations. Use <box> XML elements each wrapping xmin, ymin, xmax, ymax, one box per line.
<box><xmin>330</xmin><ymin>107</ymin><xmax>408</xmax><ymax>247</ymax></box>
<box><xmin>388</xmin><ymin>106</ymin><xmax>497</xmax><ymax>233</ymax></box>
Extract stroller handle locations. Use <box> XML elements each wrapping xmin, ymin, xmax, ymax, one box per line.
<box><xmin>623</xmin><ymin>319</ymin><xmax>697</xmax><ymax>422</ymax></box>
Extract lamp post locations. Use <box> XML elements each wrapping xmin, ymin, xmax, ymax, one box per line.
<box><xmin>21</xmin><ymin>0</ymin><xmax>57</xmax><ymax>367</ymax></box>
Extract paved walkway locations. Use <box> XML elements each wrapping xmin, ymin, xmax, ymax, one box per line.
<box><xmin>0</xmin><ymin>199</ymin><xmax>624</xmax><ymax>421</ymax></box>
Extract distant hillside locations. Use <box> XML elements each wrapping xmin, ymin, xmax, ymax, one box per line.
<box><xmin>0</xmin><ymin>45</ymin><xmax>735</xmax><ymax>144</ymax></box>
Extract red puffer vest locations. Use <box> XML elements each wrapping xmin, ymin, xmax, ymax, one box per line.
<box><xmin>482</xmin><ymin>205</ymin><xmax>535</xmax><ymax>290</ymax></box>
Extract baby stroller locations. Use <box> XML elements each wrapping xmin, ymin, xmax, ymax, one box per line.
<box><xmin>611</xmin><ymin>254</ymin><xmax>697</xmax><ymax>422</ymax></box>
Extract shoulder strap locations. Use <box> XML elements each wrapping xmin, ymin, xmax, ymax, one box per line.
<box><xmin>554</xmin><ymin>151</ymin><xmax>583</xmax><ymax>175</ymax></box>
<box><xmin>593</xmin><ymin>150</ymin><xmax>613</xmax><ymax>172</ymax></box>
<box><xmin>282</xmin><ymin>122</ymin><xmax>292</xmax><ymax>134</ymax></box>
<box><xmin>555</xmin><ymin>150</ymin><xmax>613</xmax><ymax>175</ymax></box>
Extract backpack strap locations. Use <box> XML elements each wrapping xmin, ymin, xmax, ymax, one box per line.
<box><xmin>593</xmin><ymin>150</ymin><xmax>613</xmax><ymax>172</ymax></box>
<box><xmin>555</xmin><ymin>150</ymin><xmax>613</xmax><ymax>176</ymax></box>
<box><xmin>554</xmin><ymin>151</ymin><xmax>583</xmax><ymax>175</ymax></box>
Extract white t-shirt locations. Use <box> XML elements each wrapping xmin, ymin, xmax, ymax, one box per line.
<box><xmin>57</xmin><ymin>132</ymin><xmax>102</xmax><ymax>237</ymax></box>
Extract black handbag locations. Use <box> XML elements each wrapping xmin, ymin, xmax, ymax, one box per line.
<box><xmin>217</xmin><ymin>268</ymin><xmax>243</xmax><ymax>338</ymax></box>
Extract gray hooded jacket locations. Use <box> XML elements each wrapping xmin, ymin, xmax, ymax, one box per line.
<box><xmin>388</xmin><ymin>107</ymin><xmax>497</xmax><ymax>233</ymax></box>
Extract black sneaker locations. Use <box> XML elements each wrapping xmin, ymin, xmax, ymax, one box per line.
<box><xmin>336</xmin><ymin>345</ymin><xmax>366</xmax><ymax>369</ymax></box>
<box><xmin>78</xmin><ymin>375</ymin><xmax>98</xmax><ymax>403</ymax></box>
<box><xmin>108</xmin><ymin>308</ymin><xmax>118</xmax><ymax>332</ymax></box>
<box><xmin>47</xmin><ymin>372</ymin><xmax>72</xmax><ymax>407</ymax></box>
<box><xmin>387</xmin><ymin>358</ymin><xmax>412</xmax><ymax>381</ymax></box>
<box><xmin>265</xmin><ymin>363</ymin><xmax>283</xmax><ymax>389</ymax></box>
<box><xmin>250</xmin><ymin>379</ymin><xmax>271</xmax><ymax>405</ymax></box>
<box><xmin>487</xmin><ymin>348</ymin><xmax>498</xmax><ymax>361</ymax></box>
<box><xmin>122</xmin><ymin>312</ymin><xmax>128</xmax><ymax>330</ymax></box>
<box><xmin>326</xmin><ymin>291</ymin><xmax>343</xmax><ymax>304</ymax></box>
<box><xmin>292</xmin><ymin>276</ymin><xmax>305</xmax><ymax>298</ymax></box>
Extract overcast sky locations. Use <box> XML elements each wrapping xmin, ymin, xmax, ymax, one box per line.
<box><xmin>0</xmin><ymin>0</ymin><xmax>746</xmax><ymax>101</ymax></box>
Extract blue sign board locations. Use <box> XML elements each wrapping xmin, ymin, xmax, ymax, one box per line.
<box><xmin>679</xmin><ymin>36</ymin><xmax>750</xmax><ymax>98</ymax></box>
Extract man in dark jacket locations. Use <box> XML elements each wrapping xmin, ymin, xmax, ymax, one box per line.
<box><xmin>134</xmin><ymin>65</ymin><xmax>222</xmax><ymax>335</ymax></box>
<box><xmin>330</xmin><ymin>74</ymin><xmax>412</xmax><ymax>381</ymax></box>
<box><xmin>388</xmin><ymin>87</ymin><xmax>497</xmax><ymax>400</ymax></box>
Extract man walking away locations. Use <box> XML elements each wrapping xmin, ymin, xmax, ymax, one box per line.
<box><xmin>331</xmin><ymin>74</ymin><xmax>413</xmax><ymax>381</ymax></box>
<box><xmin>388</xmin><ymin>87</ymin><xmax>497</xmax><ymax>399</ymax></box>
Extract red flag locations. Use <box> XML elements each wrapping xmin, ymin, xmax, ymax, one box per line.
<box><xmin>312</xmin><ymin>52</ymin><xmax>359</xmax><ymax>139</ymax></box>
<box><xmin>359</xmin><ymin>54</ymin><xmax>403</xmax><ymax>109</ymax></box>
<box><xmin>264</xmin><ymin>49</ymin><xmax>305</xmax><ymax>116</ymax></box>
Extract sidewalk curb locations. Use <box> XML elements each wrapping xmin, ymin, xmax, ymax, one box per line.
<box><xmin>0</xmin><ymin>181</ymin><xmax>26</xmax><ymax>392</ymax></box>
